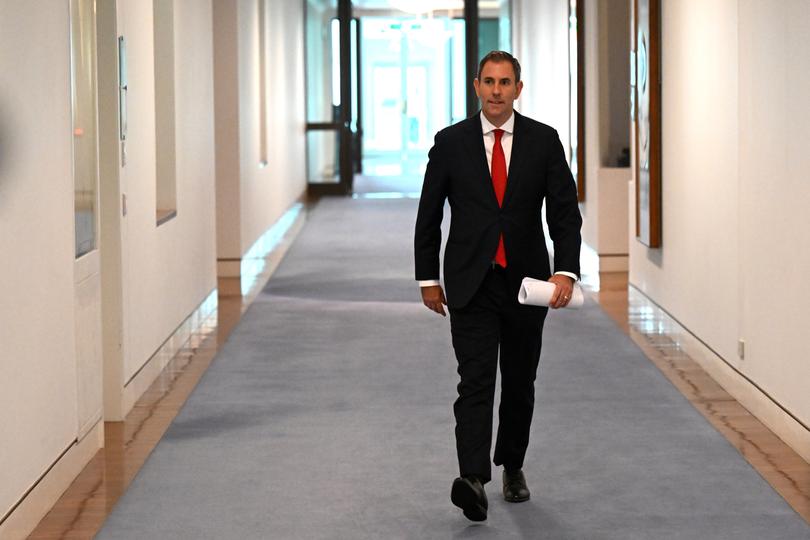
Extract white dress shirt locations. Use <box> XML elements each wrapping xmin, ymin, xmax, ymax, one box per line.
<box><xmin>419</xmin><ymin>112</ymin><xmax>578</xmax><ymax>287</ymax></box>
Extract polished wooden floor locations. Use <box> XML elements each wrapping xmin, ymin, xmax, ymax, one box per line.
<box><xmin>27</xmin><ymin>265</ymin><xmax>810</xmax><ymax>537</ymax></box>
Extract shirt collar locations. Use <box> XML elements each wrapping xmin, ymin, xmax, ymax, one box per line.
<box><xmin>480</xmin><ymin>111</ymin><xmax>515</xmax><ymax>135</ymax></box>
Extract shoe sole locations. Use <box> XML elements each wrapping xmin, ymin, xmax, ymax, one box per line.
<box><xmin>451</xmin><ymin>479</ymin><xmax>487</xmax><ymax>521</ymax></box>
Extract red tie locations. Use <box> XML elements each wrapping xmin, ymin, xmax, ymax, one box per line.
<box><xmin>492</xmin><ymin>129</ymin><xmax>507</xmax><ymax>267</ymax></box>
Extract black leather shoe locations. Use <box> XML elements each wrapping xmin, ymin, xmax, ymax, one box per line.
<box><xmin>451</xmin><ymin>476</ymin><xmax>488</xmax><ymax>521</ymax></box>
<box><xmin>502</xmin><ymin>469</ymin><xmax>530</xmax><ymax>502</ymax></box>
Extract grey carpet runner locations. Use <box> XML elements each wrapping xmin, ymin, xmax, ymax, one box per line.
<box><xmin>97</xmin><ymin>196</ymin><xmax>810</xmax><ymax>539</ymax></box>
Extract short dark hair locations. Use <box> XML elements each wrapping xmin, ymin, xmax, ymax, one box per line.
<box><xmin>477</xmin><ymin>50</ymin><xmax>521</xmax><ymax>83</ymax></box>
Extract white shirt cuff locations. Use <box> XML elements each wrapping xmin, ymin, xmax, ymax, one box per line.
<box><xmin>554</xmin><ymin>271</ymin><xmax>579</xmax><ymax>281</ymax></box>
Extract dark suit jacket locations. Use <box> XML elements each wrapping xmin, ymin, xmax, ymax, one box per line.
<box><xmin>414</xmin><ymin>111</ymin><xmax>582</xmax><ymax>309</ymax></box>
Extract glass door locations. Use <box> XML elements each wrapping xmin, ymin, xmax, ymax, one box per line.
<box><xmin>360</xmin><ymin>16</ymin><xmax>466</xmax><ymax>178</ymax></box>
<box><xmin>305</xmin><ymin>0</ymin><xmax>355</xmax><ymax>194</ymax></box>
<box><xmin>305</xmin><ymin>1</ymin><xmax>512</xmax><ymax>194</ymax></box>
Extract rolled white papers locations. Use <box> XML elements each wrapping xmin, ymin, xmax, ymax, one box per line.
<box><xmin>518</xmin><ymin>278</ymin><xmax>584</xmax><ymax>309</ymax></box>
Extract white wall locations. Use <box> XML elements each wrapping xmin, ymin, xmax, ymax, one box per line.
<box><xmin>215</xmin><ymin>0</ymin><xmax>307</xmax><ymax>274</ymax></box>
<box><xmin>1</xmin><ymin>0</ymin><xmax>306</xmax><ymax>531</ymax></box>
<box><xmin>630</xmin><ymin>1</ymin><xmax>810</xmax><ymax>437</ymax></box>
<box><xmin>214</xmin><ymin>0</ymin><xmax>243</xmax><ymax>262</ymax></box>
<box><xmin>116</xmin><ymin>0</ymin><xmax>218</xmax><ymax>383</ymax></box>
<box><xmin>737</xmin><ymin>1</ymin><xmax>810</xmax><ymax>427</ymax></box>
<box><xmin>512</xmin><ymin>0</ymin><xmax>570</xmax><ymax>148</ymax></box>
<box><xmin>238</xmin><ymin>0</ymin><xmax>307</xmax><ymax>255</ymax></box>
<box><xmin>630</xmin><ymin>0</ymin><xmax>740</xmax><ymax>365</ymax></box>
<box><xmin>581</xmin><ymin>0</ymin><xmax>600</xmax><ymax>250</ymax></box>
<box><xmin>0</xmin><ymin>2</ymin><xmax>84</xmax><ymax>520</ymax></box>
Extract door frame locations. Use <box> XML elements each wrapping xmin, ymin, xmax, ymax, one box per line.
<box><xmin>306</xmin><ymin>0</ymin><xmax>354</xmax><ymax>196</ymax></box>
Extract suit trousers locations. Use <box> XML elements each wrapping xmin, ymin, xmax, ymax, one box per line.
<box><xmin>448</xmin><ymin>266</ymin><xmax>547</xmax><ymax>484</ymax></box>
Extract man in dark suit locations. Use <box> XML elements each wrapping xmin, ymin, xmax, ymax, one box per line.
<box><xmin>414</xmin><ymin>51</ymin><xmax>582</xmax><ymax>522</ymax></box>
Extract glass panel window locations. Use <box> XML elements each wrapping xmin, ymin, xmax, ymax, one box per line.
<box><xmin>70</xmin><ymin>0</ymin><xmax>99</xmax><ymax>258</ymax></box>
<box><xmin>450</xmin><ymin>19</ymin><xmax>466</xmax><ymax>125</ymax></box>
<box><xmin>479</xmin><ymin>0</ymin><xmax>511</xmax><ymax>54</ymax></box>
<box><xmin>360</xmin><ymin>16</ymin><xmax>463</xmax><ymax>176</ymax></box>
<box><xmin>306</xmin><ymin>0</ymin><xmax>339</xmax><ymax>123</ymax></box>
<box><xmin>306</xmin><ymin>130</ymin><xmax>340</xmax><ymax>184</ymax></box>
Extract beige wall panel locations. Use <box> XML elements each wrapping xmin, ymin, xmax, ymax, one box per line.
<box><xmin>174</xmin><ymin>0</ymin><xmax>218</xmax><ymax>283</ymax></box>
<box><xmin>237</xmin><ymin>0</ymin><xmax>307</xmax><ymax>256</ymax></box>
<box><xmin>118</xmin><ymin>0</ymin><xmax>217</xmax><ymax>383</ymax></box>
<box><xmin>512</xmin><ymin>0</ymin><xmax>571</xmax><ymax>159</ymax></box>
<box><xmin>581</xmin><ymin>0</ymin><xmax>600</xmax><ymax>249</ymax></box>
<box><xmin>117</xmin><ymin>0</ymin><xmax>158</xmax><ymax>380</ymax></box>
<box><xmin>738</xmin><ymin>0</ymin><xmax>810</xmax><ymax>425</ymax></box>
<box><xmin>97</xmin><ymin>0</ymin><xmax>127</xmax><ymax>420</ymax></box>
<box><xmin>629</xmin><ymin>0</ymin><xmax>740</xmax><ymax>365</ymax></box>
<box><xmin>596</xmin><ymin>168</ymin><xmax>630</xmax><ymax>255</ymax></box>
<box><xmin>213</xmin><ymin>0</ymin><xmax>243</xmax><ymax>262</ymax></box>
<box><xmin>0</xmin><ymin>3</ymin><xmax>80</xmax><ymax>517</ymax></box>
<box><xmin>264</xmin><ymin>0</ymin><xmax>307</xmax><ymax>215</ymax></box>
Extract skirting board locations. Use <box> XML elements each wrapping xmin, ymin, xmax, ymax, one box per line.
<box><xmin>122</xmin><ymin>289</ymin><xmax>217</xmax><ymax>417</ymax></box>
<box><xmin>628</xmin><ymin>285</ymin><xmax>810</xmax><ymax>464</ymax></box>
<box><xmin>0</xmin><ymin>422</ymin><xmax>103</xmax><ymax>540</ymax></box>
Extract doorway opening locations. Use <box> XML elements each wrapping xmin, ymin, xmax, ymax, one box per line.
<box><xmin>305</xmin><ymin>1</ymin><xmax>512</xmax><ymax>196</ymax></box>
<box><xmin>359</xmin><ymin>16</ymin><xmax>465</xmax><ymax>187</ymax></box>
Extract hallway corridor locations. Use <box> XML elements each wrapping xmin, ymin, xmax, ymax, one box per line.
<box><xmin>89</xmin><ymin>196</ymin><xmax>808</xmax><ymax>539</ymax></box>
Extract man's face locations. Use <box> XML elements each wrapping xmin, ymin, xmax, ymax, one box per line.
<box><xmin>473</xmin><ymin>60</ymin><xmax>524</xmax><ymax>126</ymax></box>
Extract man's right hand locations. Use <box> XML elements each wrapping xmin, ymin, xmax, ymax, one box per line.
<box><xmin>421</xmin><ymin>285</ymin><xmax>447</xmax><ymax>317</ymax></box>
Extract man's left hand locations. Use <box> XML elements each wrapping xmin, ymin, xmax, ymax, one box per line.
<box><xmin>548</xmin><ymin>274</ymin><xmax>575</xmax><ymax>309</ymax></box>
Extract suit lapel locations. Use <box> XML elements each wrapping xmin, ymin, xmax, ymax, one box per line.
<box><xmin>462</xmin><ymin>114</ymin><xmax>500</xmax><ymax>207</ymax></box>
<box><xmin>502</xmin><ymin>111</ymin><xmax>526</xmax><ymax>208</ymax></box>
